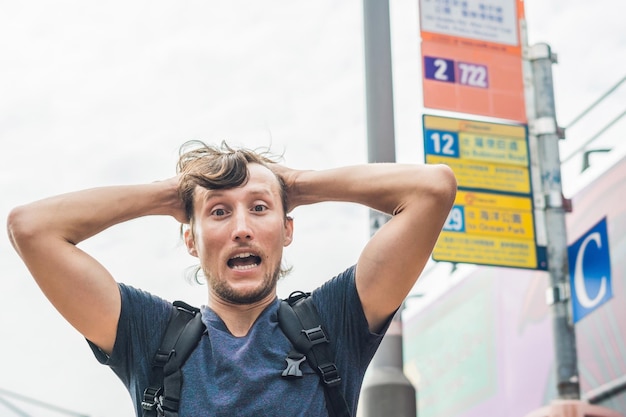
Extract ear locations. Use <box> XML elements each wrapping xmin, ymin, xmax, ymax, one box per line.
<box><xmin>184</xmin><ymin>227</ymin><xmax>198</xmax><ymax>257</ymax></box>
<box><xmin>283</xmin><ymin>216</ymin><xmax>294</xmax><ymax>247</ymax></box>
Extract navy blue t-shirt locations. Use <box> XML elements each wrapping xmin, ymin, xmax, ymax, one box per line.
<box><xmin>90</xmin><ymin>266</ymin><xmax>388</xmax><ymax>416</ymax></box>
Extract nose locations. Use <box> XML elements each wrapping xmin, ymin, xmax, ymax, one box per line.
<box><xmin>231</xmin><ymin>210</ymin><xmax>254</xmax><ymax>241</ymax></box>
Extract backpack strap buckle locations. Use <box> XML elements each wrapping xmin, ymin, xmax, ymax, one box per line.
<box><xmin>302</xmin><ymin>325</ymin><xmax>329</xmax><ymax>346</ymax></box>
<box><xmin>318</xmin><ymin>363</ymin><xmax>341</xmax><ymax>387</ymax></box>
<box><xmin>153</xmin><ymin>349</ymin><xmax>174</xmax><ymax>368</ymax></box>
<box><xmin>141</xmin><ymin>386</ymin><xmax>163</xmax><ymax>411</ymax></box>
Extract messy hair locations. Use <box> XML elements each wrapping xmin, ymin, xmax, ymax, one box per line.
<box><xmin>177</xmin><ymin>140</ymin><xmax>292</xmax><ymax>282</ymax></box>
<box><xmin>177</xmin><ymin>140</ymin><xmax>288</xmax><ymax>224</ymax></box>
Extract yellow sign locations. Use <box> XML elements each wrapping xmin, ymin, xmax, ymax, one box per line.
<box><xmin>424</xmin><ymin>115</ymin><xmax>525</xmax><ymax>138</ymax></box>
<box><xmin>424</xmin><ymin>115</ymin><xmax>530</xmax><ymax>193</ymax></box>
<box><xmin>458</xmin><ymin>191</ymin><xmax>535</xmax><ymax>240</ymax></box>
<box><xmin>435</xmin><ymin>191</ymin><xmax>538</xmax><ymax>268</ymax></box>
<box><xmin>427</xmin><ymin>155</ymin><xmax>530</xmax><ymax>194</ymax></box>
<box><xmin>423</xmin><ymin>115</ymin><xmax>540</xmax><ymax>269</ymax></box>
<box><xmin>433</xmin><ymin>232</ymin><xmax>538</xmax><ymax>269</ymax></box>
<box><xmin>460</xmin><ymin>132</ymin><xmax>528</xmax><ymax>167</ymax></box>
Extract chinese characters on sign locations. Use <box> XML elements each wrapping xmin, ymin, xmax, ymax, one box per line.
<box><xmin>419</xmin><ymin>0</ymin><xmax>526</xmax><ymax>122</ymax></box>
<box><xmin>419</xmin><ymin>1</ymin><xmax>540</xmax><ymax>268</ymax></box>
<box><xmin>424</xmin><ymin>115</ymin><xmax>543</xmax><ymax>269</ymax></box>
<box><xmin>420</xmin><ymin>0</ymin><xmax>520</xmax><ymax>47</ymax></box>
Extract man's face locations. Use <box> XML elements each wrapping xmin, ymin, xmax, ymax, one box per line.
<box><xmin>184</xmin><ymin>163</ymin><xmax>293</xmax><ymax>305</ymax></box>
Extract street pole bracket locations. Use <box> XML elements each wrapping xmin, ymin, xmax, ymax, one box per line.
<box><xmin>529</xmin><ymin>43</ymin><xmax>558</xmax><ymax>63</ymax></box>
<box><xmin>546</xmin><ymin>283</ymin><xmax>570</xmax><ymax>305</ymax></box>
<box><xmin>530</xmin><ymin>117</ymin><xmax>558</xmax><ymax>136</ymax></box>
<box><xmin>546</xmin><ymin>191</ymin><xmax>564</xmax><ymax>209</ymax></box>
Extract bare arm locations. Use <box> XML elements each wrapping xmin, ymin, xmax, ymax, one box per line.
<box><xmin>6</xmin><ymin>177</ymin><xmax>185</xmax><ymax>354</ymax></box>
<box><xmin>276</xmin><ymin>163</ymin><xmax>456</xmax><ymax>332</ymax></box>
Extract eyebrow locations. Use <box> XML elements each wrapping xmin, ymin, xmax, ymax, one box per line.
<box><xmin>202</xmin><ymin>187</ymin><xmax>275</xmax><ymax>202</ymax></box>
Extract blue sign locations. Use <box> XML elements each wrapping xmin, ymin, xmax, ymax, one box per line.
<box><xmin>424</xmin><ymin>56</ymin><xmax>455</xmax><ymax>83</ymax></box>
<box><xmin>443</xmin><ymin>205</ymin><xmax>465</xmax><ymax>233</ymax></box>
<box><xmin>424</xmin><ymin>129</ymin><xmax>460</xmax><ymax>157</ymax></box>
<box><xmin>568</xmin><ymin>218</ymin><xmax>612</xmax><ymax>323</ymax></box>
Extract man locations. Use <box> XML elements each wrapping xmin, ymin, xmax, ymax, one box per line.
<box><xmin>7</xmin><ymin>141</ymin><xmax>456</xmax><ymax>416</ymax></box>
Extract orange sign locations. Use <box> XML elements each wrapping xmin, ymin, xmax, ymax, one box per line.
<box><xmin>420</xmin><ymin>0</ymin><xmax>527</xmax><ymax>122</ymax></box>
<box><xmin>422</xmin><ymin>40</ymin><xmax>526</xmax><ymax>122</ymax></box>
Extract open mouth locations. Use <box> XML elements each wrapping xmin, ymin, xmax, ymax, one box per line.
<box><xmin>227</xmin><ymin>252</ymin><xmax>262</xmax><ymax>270</ymax></box>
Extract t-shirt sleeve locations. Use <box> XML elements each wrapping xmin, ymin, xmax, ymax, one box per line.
<box><xmin>87</xmin><ymin>283</ymin><xmax>174</xmax><ymax>413</ymax></box>
<box><xmin>313</xmin><ymin>265</ymin><xmax>391</xmax><ymax>356</ymax></box>
<box><xmin>311</xmin><ymin>265</ymin><xmax>393</xmax><ymax>410</ymax></box>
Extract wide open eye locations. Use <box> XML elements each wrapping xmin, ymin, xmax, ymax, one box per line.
<box><xmin>252</xmin><ymin>204</ymin><xmax>267</xmax><ymax>212</ymax></box>
<box><xmin>211</xmin><ymin>207</ymin><xmax>227</xmax><ymax>217</ymax></box>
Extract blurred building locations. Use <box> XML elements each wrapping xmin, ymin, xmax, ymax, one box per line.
<box><xmin>402</xmin><ymin>144</ymin><xmax>626</xmax><ymax>416</ymax></box>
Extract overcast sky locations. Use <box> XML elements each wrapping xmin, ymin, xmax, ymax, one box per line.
<box><xmin>1</xmin><ymin>1</ymin><xmax>625</xmax><ymax>416</ymax></box>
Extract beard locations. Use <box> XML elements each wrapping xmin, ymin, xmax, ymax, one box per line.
<box><xmin>205</xmin><ymin>263</ymin><xmax>282</xmax><ymax>305</ymax></box>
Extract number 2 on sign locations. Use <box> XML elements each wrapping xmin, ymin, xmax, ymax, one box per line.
<box><xmin>434</xmin><ymin>59</ymin><xmax>450</xmax><ymax>81</ymax></box>
<box><xmin>424</xmin><ymin>56</ymin><xmax>455</xmax><ymax>83</ymax></box>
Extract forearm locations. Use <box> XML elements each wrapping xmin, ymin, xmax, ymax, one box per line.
<box><xmin>281</xmin><ymin>162</ymin><xmax>456</xmax><ymax>331</ymax></box>
<box><xmin>6</xmin><ymin>180</ymin><xmax>183</xmax><ymax>354</ymax></box>
<box><xmin>288</xmin><ymin>163</ymin><xmax>454</xmax><ymax>215</ymax></box>
<box><xmin>8</xmin><ymin>179</ymin><xmax>181</xmax><ymax>250</ymax></box>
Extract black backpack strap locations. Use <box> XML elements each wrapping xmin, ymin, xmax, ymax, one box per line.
<box><xmin>278</xmin><ymin>291</ymin><xmax>352</xmax><ymax>417</ymax></box>
<box><xmin>142</xmin><ymin>301</ymin><xmax>205</xmax><ymax>417</ymax></box>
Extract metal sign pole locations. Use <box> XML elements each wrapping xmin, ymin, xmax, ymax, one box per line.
<box><xmin>359</xmin><ymin>0</ymin><xmax>417</xmax><ymax>416</ymax></box>
<box><xmin>529</xmin><ymin>43</ymin><xmax>580</xmax><ymax>400</ymax></box>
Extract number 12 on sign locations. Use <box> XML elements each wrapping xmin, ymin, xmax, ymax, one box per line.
<box><xmin>424</xmin><ymin>56</ymin><xmax>489</xmax><ymax>88</ymax></box>
<box><xmin>425</xmin><ymin>129</ymin><xmax>460</xmax><ymax>157</ymax></box>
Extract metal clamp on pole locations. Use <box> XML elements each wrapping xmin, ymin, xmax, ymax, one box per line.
<box><xmin>530</xmin><ymin>115</ymin><xmax>565</xmax><ymax>140</ymax></box>
<box><xmin>528</xmin><ymin>43</ymin><xmax>558</xmax><ymax>63</ymax></box>
<box><xmin>545</xmin><ymin>190</ymin><xmax>564</xmax><ymax>209</ymax></box>
<box><xmin>545</xmin><ymin>283</ymin><xmax>570</xmax><ymax>305</ymax></box>
<box><xmin>530</xmin><ymin>117</ymin><xmax>558</xmax><ymax>136</ymax></box>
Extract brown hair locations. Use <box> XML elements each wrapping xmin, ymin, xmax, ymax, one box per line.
<box><xmin>177</xmin><ymin>140</ymin><xmax>288</xmax><ymax>224</ymax></box>
<box><xmin>177</xmin><ymin>140</ymin><xmax>292</xmax><ymax>281</ymax></box>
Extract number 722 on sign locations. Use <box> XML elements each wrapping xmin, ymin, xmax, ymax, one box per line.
<box><xmin>424</xmin><ymin>56</ymin><xmax>489</xmax><ymax>88</ymax></box>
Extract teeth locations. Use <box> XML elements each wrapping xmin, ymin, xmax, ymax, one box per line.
<box><xmin>228</xmin><ymin>252</ymin><xmax>260</xmax><ymax>270</ymax></box>
<box><xmin>232</xmin><ymin>252</ymin><xmax>256</xmax><ymax>259</ymax></box>
<box><xmin>232</xmin><ymin>263</ymin><xmax>258</xmax><ymax>270</ymax></box>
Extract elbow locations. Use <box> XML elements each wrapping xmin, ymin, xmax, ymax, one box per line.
<box><xmin>429</xmin><ymin>164</ymin><xmax>457</xmax><ymax>209</ymax></box>
<box><xmin>7</xmin><ymin>205</ymin><xmax>38</xmax><ymax>253</ymax></box>
<box><xmin>394</xmin><ymin>164</ymin><xmax>456</xmax><ymax>216</ymax></box>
